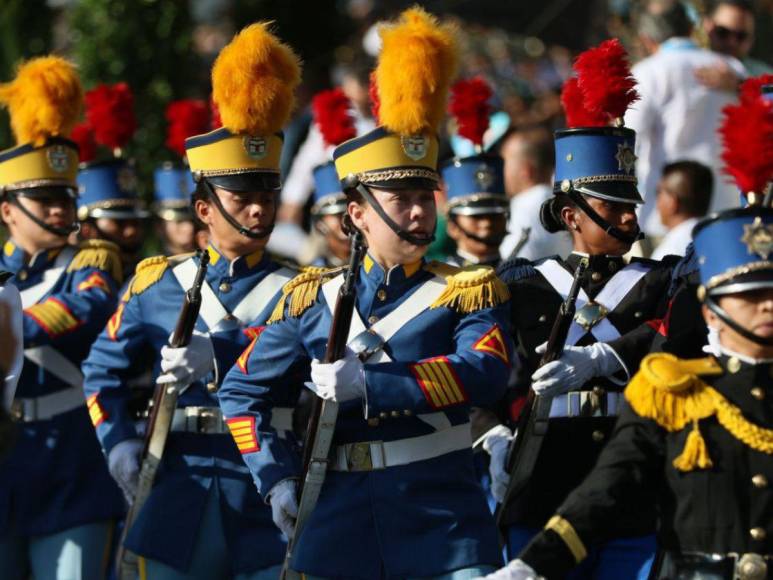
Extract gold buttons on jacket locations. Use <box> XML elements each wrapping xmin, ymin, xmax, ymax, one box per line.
<box><xmin>17</xmin><ymin>270</ymin><xmax>27</xmax><ymax>281</ymax></box>
<box><xmin>368</xmin><ymin>315</ymin><xmax>379</xmax><ymax>325</ymax></box>
<box><xmin>592</xmin><ymin>430</ymin><xmax>605</xmax><ymax>442</ymax></box>
<box><xmin>377</xmin><ymin>289</ymin><xmax>387</xmax><ymax>301</ymax></box>
<box><xmin>591</xmin><ymin>272</ymin><xmax>603</xmax><ymax>282</ymax></box>
<box><xmin>727</xmin><ymin>357</ymin><xmax>742</xmax><ymax>373</ymax></box>
<box><xmin>219</xmin><ymin>282</ymin><xmax>231</xmax><ymax>293</ymax></box>
<box><xmin>391</xmin><ymin>410</ymin><xmax>401</xmax><ymax>418</ymax></box>
<box><xmin>367</xmin><ymin>418</ymin><xmax>380</xmax><ymax>427</ymax></box>
<box><xmin>379</xmin><ymin>411</ymin><xmax>388</xmax><ymax>419</ymax></box>
<box><xmin>750</xmin><ymin>527</ymin><xmax>766</xmax><ymax>541</ymax></box>
<box><xmin>751</xmin><ymin>388</ymin><xmax>765</xmax><ymax>401</ymax></box>
<box><xmin>752</xmin><ymin>474</ymin><xmax>769</xmax><ymax>488</ymax></box>
<box><xmin>206</xmin><ymin>382</ymin><xmax>218</xmax><ymax>393</ymax></box>
<box><xmin>539</xmin><ymin>315</ymin><xmax>547</xmax><ymax>323</ymax></box>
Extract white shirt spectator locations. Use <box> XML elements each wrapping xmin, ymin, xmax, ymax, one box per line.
<box><xmin>650</xmin><ymin>216</ymin><xmax>699</xmax><ymax>260</ymax></box>
<box><xmin>1</xmin><ymin>282</ymin><xmax>23</xmax><ymax>411</ymax></box>
<box><xmin>500</xmin><ymin>183</ymin><xmax>572</xmax><ymax>261</ymax></box>
<box><xmin>625</xmin><ymin>38</ymin><xmax>746</xmax><ymax>235</ymax></box>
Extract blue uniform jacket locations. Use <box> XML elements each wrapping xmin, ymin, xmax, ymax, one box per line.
<box><xmin>218</xmin><ymin>255</ymin><xmax>513</xmax><ymax>579</ymax></box>
<box><xmin>0</xmin><ymin>239</ymin><xmax>125</xmax><ymax>537</ymax></box>
<box><xmin>82</xmin><ymin>246</ymin><xmax>292</xmax><ymax>574</ymax></box>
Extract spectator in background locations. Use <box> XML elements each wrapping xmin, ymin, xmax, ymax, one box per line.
<box><xmin>626</xmin><ymin>0</ymin><xmax>745</xmax><ymax>236</ymax></box>
<box><xmin>697</xmin><ymin>0</ymin><xmax>772</xmax><ymax>90</ymax></box>
<box><xmin>498</xmin><ymin>125</ymin><xmax>571</xmax><ymax>260</ymax></box>
<box><xmin>650</xmin><ymin>160</ymin><xmax>713</xmax><ymax>260</ymax></box>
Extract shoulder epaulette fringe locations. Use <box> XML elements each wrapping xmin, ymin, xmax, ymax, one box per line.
<box><xmin>496</xmin><ymin>257</ymin><xmax>537</xmax><ymax>284</ymax></box>
<box><xmin>127</xmin><ymin>256</ymin><xmax>169</xmax><ymax>297</ymax></box>
<box><xmin>625</xmin><ymin>353</ymin><xmax>773</xmax><ymax>471</ymax></box>
<box><xmin>266</xmin><ymin>266</ymin><xmax>340</xmax><ymax>324</ymax></box>
<box><xmin>425</xmin><ymin>262</ymin><xmax>510</xmax><ymax>314</ymax></box>
<box><xmin>67</xmin><ymin>240</ymin><xmax>123</xmax><ymax>283</ymax></box>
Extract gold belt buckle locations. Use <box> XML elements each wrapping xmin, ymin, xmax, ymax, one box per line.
<box><xmin>574</xmin><ymin>302</ymin><xmax>609</xmax><ymax>332</ymax></box>
<box><xmin>196</xmin><ymin>408</ymin><xmax>220</xmax><ymax>434</ymax></box>
<box><xmin>346</xmin><ymin>442</ymin><xmax>373</xmax><ymax>471</ymax></box>
<box><xmin>737</xmin><ymin>553</ymin><xmax>767</xmax><ymax>580</ymax></box>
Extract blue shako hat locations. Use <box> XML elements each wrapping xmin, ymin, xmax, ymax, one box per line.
<box><xmin>441</xmin><ymin>154</ymin><xmax>508</xmax><ymax>216</ymax></box>
<box><xmin>77</xmin><ymin>159</ymin><xmax>149</xmax><ymax>221</ymax></box>
<box><xmin>311</xmin><ymin>162</ymin><xmax>347</xmax><ymax>217</ymax></box>
<box><xmin>153</xmin><ymin>162</ymin><xmax>195</xmax><ymax>221</ymax></box>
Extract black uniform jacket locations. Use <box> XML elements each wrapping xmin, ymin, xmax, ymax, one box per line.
<box><xmin>521</xmin><ymin>353</ymin><xmax>773</xmax><ymax>579</ymax></box>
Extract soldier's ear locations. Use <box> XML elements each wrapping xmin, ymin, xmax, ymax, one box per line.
<box><xmin>194</xmin><ymin>198</ymin><xmax>213</xmax><ymax>226</ymax></box>
<box><xmin>0</xmin><ymin>201</ymin><xmax>11</xmax><ymax>226</ymax></box>
<box><xmin>347</xmin><ymin>199</ymin><xmax>368</xmax><ymax>232</ymax></box>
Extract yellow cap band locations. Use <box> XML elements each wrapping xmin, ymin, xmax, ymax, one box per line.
<box><xmin>185</xmin><ymin>128</ymin><xmax>282</xmax><ymax>176</ymax></box>
<box><xmin>0</xmin><ymin>139</ymin><xmax>78</xmax><ymax>189</ymax></box>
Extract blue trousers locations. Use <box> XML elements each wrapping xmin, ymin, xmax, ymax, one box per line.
<box><xmin>0</xmin><ymin>520</ymin><xmax>114</xmax><ymax>580</ymax></box>
<box><xmin>139</xmin><ymin>486</ymin><xmax>280</xmax><ymax>580</ymax></box>
<box><xmin>507</xmin><ymin>526</ymin><xmax>656</xmax><ymax>580</ymax></box>
<box><xmin>302</xmin><ymin>564</ymin><xmax>496</xmax><ymax>580</ymax></box>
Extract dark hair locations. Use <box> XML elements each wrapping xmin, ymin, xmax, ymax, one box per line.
<box><xmin>540</xmin><ymin>193</ymin><xmax>576</xmax><ymax>233</ymax></box>
<box><xmin>637</xmin><ymin>1</ymin><xmax>692</xmax><ymax>43</ymax></box>
<box><xmin>499</xmin><ymin>124</ymin><xmax>555</xmax><ymax>182</ymax></box>
<box><xmin>709</xmin><ymin>0</ymin><xmax>754</xmax><ymax>15</ymax></box>
<box><xmin>660</xmin><ymin>160</ymin><xmax>713</xmax><ymax>217</ymax></box>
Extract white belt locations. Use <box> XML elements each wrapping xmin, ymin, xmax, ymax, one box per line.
<box><xmin>330</xmin><ymin>423</ymin><xmax>472</xmax><ymax>472</ymax></box>
<box><xmin>548</xmin><ymin>390</ymin><xmax>622</xmax><ymax>419</ymax></box>
<box><xmin>11</xmin><ymin>386</ymin><xmax>85</xmax><ymax>422</ymax></box>
<box><xmin>170</xmin><ymin>406</ymin><xmax>294</xmax><ymax>434</ymax></box>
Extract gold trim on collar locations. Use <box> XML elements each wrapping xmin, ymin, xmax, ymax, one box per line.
<box><xmin>206</xmin><ymin>245</ymin><xmax>221</xmax><ymax>266</ymax></box>
<box><xmin>4</xmin><ymin>241</ymin><xmax>15</xmax><ymax>257</ymax></box>
<box><xmin>245</xmin><ymin>249</ymin><xmax>264</xmax><ymax>269</ymax></box>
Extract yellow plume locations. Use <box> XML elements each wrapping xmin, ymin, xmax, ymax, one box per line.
<box><xmin>0</xmin><ymin>56</ymin><xmax>83</xmax><ymax>146</ymax></box>
<box><xmin>212</xmin><ymin>22</ymin><xmax>302</xmax><ymax>136</ymax></box>
<box><xmin>376</xmin><ymin>7</ymin><xmax>459</xmax><ymax>135</ymax></box>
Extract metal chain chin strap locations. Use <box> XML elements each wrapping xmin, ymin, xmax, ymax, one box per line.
<box><xmin>447</xmin><ymin>214</ymin><xmax>506</xmax><ymax>248</ymax></box>
<box><xmin>200</xmin><ymin>178</ymin><xmax>275</xmax><ymax>240</ymax></box>
<box><xmin>706</xmin><ymin>297</ymin><xmax>773</xmax><ymax>347</ymax></box>
<box><xmin>353</xmin><ymin>181</ymin><xmax>436</xmax><ymax>246</ymax></box>
<box><xmin>567</xmin><ymin>190</ymin><xmax>643</xmax><ymax>245</ymax></box>
<box><xmin>8</xmin><ymin>192</ymin><xmax>79</xmax><ymax>237</ymax></box>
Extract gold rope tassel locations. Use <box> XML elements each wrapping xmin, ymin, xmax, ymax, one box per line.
<box><xmin>267</xmin><ymin>267</ymin><xmax>333</xmax><ymax>324</ymax></box>
<box><xmin>673</xmin><ymin>421</ymin><xmax>713</xmax><ymax>471</ymax></box>
<box><xmin>429</xmin><ymin>265</ymin><xmax>510</xmax><ymax>314</ymax></box>
<box><xmin>67</xmin><ymin>240</ymin><xmax>123</xmax><ymax>283</ymax></box>
<box><xmin>128</xmin><ymin>256</ymin><xmax>168</xmax><ymax>296</ymax></box>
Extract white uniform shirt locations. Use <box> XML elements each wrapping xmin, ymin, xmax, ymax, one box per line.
<box><xmin>1</xmin><ymin>282</ymin><xmax>23</xmax><ymax>411</ymax></box>
<box><xmin>625</xmin><ymin>38</ymin><xmax>746</xmax><ymax>235</ymax></box>
<box><xmin>650</xmin><ymin>216</ymin><xmax>699</xmax><ymax>260</ymax></box>
<box><xmin>499</xmin><ymin>183</ymin><xmax>572</xmax><ymax>261</ymax></box>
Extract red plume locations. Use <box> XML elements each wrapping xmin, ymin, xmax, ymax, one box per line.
<box><xmin>71</xmin><ymin>122</ymin><xmax>97</xmax><ymax>163</ymax></box>
<box><xmin>720</xmin><ymin>95</ymin><xmax>773</xmax><ymax>194</ymax></box>
<box><xmin>209</xmin><ymin>96</ymin><xmax>222</xmax><ymax>130</ymax></box>
<box><xmin>566</xmin><ymin>39</ymin><xmax>639</xmax><ymax>127</ymax></box>
<box><xmin>448</xmin><ymin>77</ymin><xmax>492</xmax><ymax>147</ymax></box>
<box><xmin>84</xmin><ymin>82</ymin><xmax>137</xmax><ymax>151</ymax></box>
<box><xmin>368</xmin><ymin>71</ymin><xmax>380</xmax><ymax>123</ymax></box>
<box><xmin>561</xmin><ymin>78</ymin><xmax>606</xmax><ymax>127</ymax></box>
<box><xmin>165</xmin><ymin>99</ymin><xmax>210</xmax><ymax>157</ymax></box>
<box><xmin>739</xmin><ymin>74</ymin><xmax>773</xmax><ymax>105</ymax></box>
<box><xmin>312</xmin><ymin>88</ymin><xmax>357</xmax><ymax>147</ymax></box>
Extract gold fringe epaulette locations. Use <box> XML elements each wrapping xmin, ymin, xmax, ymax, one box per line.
<box><xmin>625</xmin><ymin>353</ymin><xmax>773</xmax><ymax>471</ymax></box>
<box><xmin>424</xmin><ymin>262</ymin><xmax>510</xmax><ymax>314</ymax></box>
<box><xmin>67</xmin><ymin>240</ymin><xmax>123</xmax><ymax>284</ymax></box>
<box><xmin>266</xmin><ymin>265</ymin><xmax>342</xmax><ymax>324</ymax></box>
<box><xmin>127</xmin><ymin>255</ymin><xmax>169</xmax><ymax>297</ymax></box>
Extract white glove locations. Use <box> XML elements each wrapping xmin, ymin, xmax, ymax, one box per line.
<box><xmin>156</xmin><ymin>330</ymin><xmax>215</xmax><ymax>388</ymax></box>
<box><xmin>308</xmin><ymin>353</ymin><xmax>365</xmax><ymax>402</ymax></box>
<box><xmin>477</xmin><ymin>559</ymin><xmax>542</xmax><ymax>580</ymax></box>
<box><xmin>482</xmin><ymin>425</ymin><xmax>514</xmax><ymax>504</ymax></box>
<box><xmin>531</xmin><ymin>342</ymin><xmax>624</xmax><ymax>397</ymax></box>
<box><xmin>108</xmin><ymin>438</ymin><xmax>143</xmax><ymax>504</ymax></box>
<box><xmin>268</xmin><ymin>479</ymin><xmax>299</xmax><ymax>539</ymax></box>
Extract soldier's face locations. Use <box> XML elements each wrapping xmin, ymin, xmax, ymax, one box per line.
<box><xmin>349</xmin><ymin>187</ymin><xmax>436</xmax><ymax>266</ymax></box>
<box><xmin>161</xmin><ymin>219</ymin><xmax>195</xmax><ymax>254</ymax></box>
<box><xmin>704</xmin><ymin>288</ymin><xmax>773</xmax><ymax>357</ymax></box>
<box><xmin>94</xmin><ymin>218</ymin><xmax>144</xmax><ymax>254</ymax></box>
<box><xmin>447</xmin><ymin>213</ymin><xmax>507</xmax><ymax>256</ymax></box>
<box><xmin>196</xmin><ymin>186</ymin><xmax>275</xmax><ymax>255</ymax></box>
<box><xmin>566</xmin><ymin>196</ymin><xmax>638</xmax><ymax>255</ymax></box>
<box><xmin>1</xmin><ymin>195</ymin><xmax>75</xmax><ymax>248</ymax></box>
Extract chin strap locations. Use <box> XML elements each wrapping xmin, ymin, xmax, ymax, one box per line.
<box><xmin>448</xmin><ymin>215</ymin><xmax>507</xmax><ymax>248</ymax></box>
<box><xmin>8</xmin><ymin>192</ymin><xmax>79</xmax><ymax>237</ymax></box>
<box><xmin>201</xmin><ymin>178</ymin><xmax>275</xmax><ymax>240</ymax></box>
<box><xmin>352</xmin><ymin>181</ymin><xmax>435</xmax><ymax>246</ymax></box>
<box><xmin>706</xmin><ymin>296</ymin><xmax>773</xmax><ymax>347</ymax></box>
<box><xmin>567</xmin><ymin>190</ymin><xmax>643</xmax><ymax>245</ymax></box>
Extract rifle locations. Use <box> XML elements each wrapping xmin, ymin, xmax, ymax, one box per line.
<box><xmin>496</xmin><ymin>257</ymin><xmax>587</xmax><ymax>529</ymax></box>
<box><xmin>281</xmin><ymin>230</ymin><xmax>366</xmax><ymax>580</ymax></box>
<box><xmin>116</xmin><ymin>249</ymin><xmax>210</xmax><ymax>579</ymax></box>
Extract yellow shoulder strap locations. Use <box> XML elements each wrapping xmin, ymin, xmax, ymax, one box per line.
<box><xmin>67</xmin><ymin>239</ymin><xmax>123</xmax><ymax>283</ymax></box>
<box><xmin>424</xmin><ymin>261</ymin><xmax>510</xmax><ymax>314</ymax></box>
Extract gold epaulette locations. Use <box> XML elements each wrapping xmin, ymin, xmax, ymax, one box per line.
<box><xmin>266</xmin><ymin>265</ymin><xmax>343</xmax><ymax>324</ymax></box>
<box><xmin>127</xmin><ymin>255</ymin><xmax>169</xmax><ymax>297</ymax></box>
<box><xmin>624</xmin><ymin>353</ymin><xmax>773</xmax><ymax>471</ymax></box>
<box><xmin>424</xmin><ymin>261</ymin><xmax>510</xmax><ymax>314</ymax></box>
<box><xmin>67</xmin><ymin>240</ymin><xmax>123</xmax><ymax>284</ymax></box>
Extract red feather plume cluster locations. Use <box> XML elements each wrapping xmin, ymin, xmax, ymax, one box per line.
<box><xmin>84</xmin><ymin>83</ymin><xmax>137</xmax><ymax>151</ymax></box>
<box><xmin>165</xmin><ymin>99</ymin><xmax>210</xmax><ymax>157</ymax></box>
<box><xmin>562</xmin><ymin>39</ymin><xmax>639</xmax><ymax>128</ymax></box>
<box><xmin>312</xmin><ymin>88</ymin><xmax>357</xmax><ymax>148</ymax></box>
<box><xmin>739</xmin><ymin>73</ymin><xmax>773</xmax><ymax>105</ymax></box>
<box><xmin>369</xmin><ymin>71</ymin><xmax>380</xmax><ymax>124</ymax></box>
<box><xmin>70</xmin><ymin>122</ymin><xmax>97</xmax><ymax>163</ymax></box>
<box><xmin>448</xmin><ymin>77</ymin><xmax>492</xmax><ymax>147</ymax></box>
<box><xmin>720</xmin><ymin>84</ymin><xmax>773</xmax><ymax>194</ymax></box>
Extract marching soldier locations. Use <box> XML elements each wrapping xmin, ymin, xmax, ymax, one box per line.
<box><xmin>82</xmin><ymin>24</ymin><xmax>303</xmax><ymax>579</ymax></box>
<box><xmin>217</xmin><ymin>8</ymin><xmax>513</xmax><ymax>578</ymax></box>
<box><xmin>0</xmin><ymin>57</ymin><xmax>125</xmax><ymax>578</ymax></box>
<box><xmin>443</xmin><ymin>78</ymin><xmax>509</xmax><ymax>269</ymax></box>
<box><xmin>482</xmin><ymin>40</ymin><xmax>684</xmax><ymax>579</ymax></box>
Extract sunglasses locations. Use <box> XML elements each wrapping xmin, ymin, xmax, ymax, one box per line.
<box><xmin>712</xmin><ymin>24</ymin><xmax>751</xmax><ymax>43</ymax></box>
